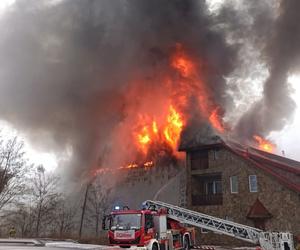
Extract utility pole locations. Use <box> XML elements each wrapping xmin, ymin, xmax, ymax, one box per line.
<box><xmin>79</xmin><ymin>182</ymin><xmax>90</xmax><ymax>238</ymax></box>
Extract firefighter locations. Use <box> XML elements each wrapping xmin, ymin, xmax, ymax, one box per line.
<box><xmin>9</xmin><ymin>226</ymin><xmax>16</xmax><ymax>238</ymax></box>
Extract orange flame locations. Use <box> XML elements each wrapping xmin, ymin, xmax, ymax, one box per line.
<box><xmin>138</xmin><ymin>126</ymin><xmax>151</xmax><ymax>147</ymax></box>
<box><xmin>152</xmin><ymin>121</ymin><xmax>158</xmax><ymax>134</ymax></box>
<box><xmin>97</xmin><ymin>43</ymin><xmax>227</xmax><ymax>173</ymax></box>
<box><xmin>125</xmin><ymin>163</ymin><xmax>139</xmax><ymax>169</ymax></box>
<box><xmin>93</xmin><ymin>161</ymin><xmax>154</xmax><ymax>176</ymax></box>
<box><xmin>171</xmin><ymin>53</ymin><xmax>195</xmax><ymax>77</ymax></box>
<box><xmin>163</xmin><ymin>105</ymin><xmax>184</xmax><ymax>148</ymax></box>
<box><xmin>170</xmin><ymin>44</ymin><xmax>225</xmax><ymax>133</ymax></box>
<box><xmin>143</xmin><ymin>161</ymin><xmax>154</xmax><ymax>167</ymax></box>
<box><xmin>135</xmin><ymin>105</ymin><xmax>184</xmax><ymax>154</ymax></box>
<box><xmin>253</xmin><ymin>135</ymin><xmax>276</xmax><ymax>153</ymax></box>
<box><xmin>132</xmin><ymin>44</ymin><xmax>226</xmax><ymax>156</ymax></box>
<box><xmin>209</xmin><ymin>107</ymin><xmax>225</xmax><ymax>133</ymax></box>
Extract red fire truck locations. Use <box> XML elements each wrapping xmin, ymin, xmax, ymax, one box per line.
<box><xmin>102</xmin><ymin>204</ymin><xmax>194</xmax><ymax>250</ymax></box>
<box><xmin>102</xmin><ymin>200</ymin><xmax>294</xmax><ymax>250</ymax></box>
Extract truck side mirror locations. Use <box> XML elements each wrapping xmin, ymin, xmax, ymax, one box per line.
<box><xmin>102</xmin><ymin>215</ymin><xmax>110</xmax><ymax>230</ymax></box>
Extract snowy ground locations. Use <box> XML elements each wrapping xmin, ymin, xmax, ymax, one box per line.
<box><xmin>0</xmin><ymin>239</ymin><xmax>257</xmax><ymax>250</ymax></box>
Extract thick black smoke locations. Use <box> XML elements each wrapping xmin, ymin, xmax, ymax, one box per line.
<box><xmin>233</xmin><ymin>0</ymin><xmax>300</xmax><ymax>141</ymax></box>
<box><xmin>0</xmin><ymin>0</ymin><xmax>235</xmax><ymax>178</ymax></box>
<box><xmin>0</xmin><ymin>0</ymin><xmax>298</xmax><ymax>179</ymax></box>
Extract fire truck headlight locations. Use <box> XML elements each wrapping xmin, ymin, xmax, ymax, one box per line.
<box><xmin>114</xmin><ymin>205</ymin><xmax>120</xmax><ymax>210</ymax></box>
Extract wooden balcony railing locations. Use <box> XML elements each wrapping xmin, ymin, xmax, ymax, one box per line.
<box><xmin>192</xmin><ymin>194</ymin><xmax>223</xmax><ymax>206</ymax></box>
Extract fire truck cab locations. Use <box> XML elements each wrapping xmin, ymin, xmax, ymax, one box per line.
<box><xmin>102</xmin><ymin>205</ymin><xmax>195</xmax><ymax>250</ymax></box>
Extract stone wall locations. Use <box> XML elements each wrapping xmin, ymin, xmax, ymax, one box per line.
<box><xmin>109</xmin><ymin>162</ymin><xmax>184</xmax><ymax>209</ymax></box>
<box><xmin>186</xmin><ymin>147</ymin><xmax>300</xmax><ymax>245</ymax></box>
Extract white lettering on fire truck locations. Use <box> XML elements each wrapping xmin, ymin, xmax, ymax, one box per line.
<box><xmin>114</xmin><ymin>230</ymin><xmax>135</xmax><ymax>239</ymax></box>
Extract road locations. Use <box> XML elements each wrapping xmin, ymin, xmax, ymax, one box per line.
<box><xmin>0</xmin><ymin>239</ymin><xmax>118</xmax><ymax>250</ymax></box>
<box><xmin>0</xmin><ymin>239</ymin><xmax>138</xmax><ymax>250</ymax></box>
<box><xmin>0</xmin><ymin>239</ymin><xmax>257</xmax><ymax>250</ymax></box>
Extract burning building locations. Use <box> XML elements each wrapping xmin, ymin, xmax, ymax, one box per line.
<box><xmin>0</xmin><ymin>1</ymin><xmax>300</xmax><ymax>242</ymax></box>
<box><xmin>81</xmin><ymin>2</ymin><xmax>300</xmax><ymax>242</ymax></box>
<box><xmin>89</xmin><ymin>40</ymin><xmax>231</xmax><ymax>210</ymax></box>
<box><xmin>0</xmin><ymin>0</ymin><xmax>299</xmax><ymax>182</ymax></box>
<box><xmin>92</xmin><ymin>132</ymin><xmax>299</xmax><ymax>245</ymax></box>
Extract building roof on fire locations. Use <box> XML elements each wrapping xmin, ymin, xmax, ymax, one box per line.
<box><xmin>179</xmin><ymin>136</ymin><xmax>300</xmax><ymax>194</ymax></box>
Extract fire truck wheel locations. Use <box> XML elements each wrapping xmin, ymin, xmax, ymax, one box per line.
<box><xmin>183</xmin><ymin>235</ymin><xmax>190</xmax><ymax>250</ymax></box>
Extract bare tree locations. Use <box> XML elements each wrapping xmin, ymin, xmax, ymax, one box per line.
<box><xmin>52</xmin><ymin>196</ymin><xmax>78</xmax><ymax>238</ymax></box>
<box><xmin>0</xmin><ymin>134</ymin><xmax>29</xmax><ymax>210</ymax></box>
<box><xmin>3</xmin><ymin>202</ymin><xmax>35</xmax><ymax>237</ymax></box>
<box><xmin>87</xmin><ymin>179</ymin><xmax>111</xmax><ymax>236</ymax></box>
<box><xmin>31</xmin><ymin>165</ymin><xmax>61</xmax><ymax>237</ymax></box>
<box><xmin>4</xmin><ymin>185</ymin><xmax>78</xmax><ymax>238</ymax></box>
<box><xmin>79</xmin><ymin>182</ymin><xmax>91</xmax><ymax>238</ymax></box>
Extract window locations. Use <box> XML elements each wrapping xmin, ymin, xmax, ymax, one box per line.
<box><xmin>230</xmin><ymin>176</ymin><xmax>238</xmax><ymax>193</ymax></box>
<box><xmin>111</xmin><ymin>214</ymin><xmax>141</xmax><ymax>230</ymax></box>
<box><xmin>190</xmin><ymin>150</ymin><xmax>209</xmax><ymax>170</ymax></box>
<box><xmin>213</xmin><ymin>150</ymin><xmax>218</xmax><ymax>160</ymax></box>
<box><xmin>215</xmin><ymin>180</ymin><xmax>222</xmax><ymax>194</ymax></box>
<box><xmin>206</xmin><ymin>180</ymin><xmax>222</xmax><ymax>195</ymax></box>
<box><xmin>249</xmin><ymin>175</ymin><xmax>258</xmax><ymax>192</ymax></box>
<box><xmin>144</xmin><ymin>214</ymin><xmax>154</xmax><ymax>230</ymax></box>
<box><xmin>191</xmin><ymin>174</ymin><xmax>223</xmax><ymax>206</ymax></box>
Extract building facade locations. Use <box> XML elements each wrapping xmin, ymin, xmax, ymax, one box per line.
<box><xmin>182</xmin><ymin>140</ymin><xmax>300</xmax><ymax>245</ymax></box>
<box><xmin>109</xmin><ymin>160</ymin><xmax>185</xmax><ymax>209</ymax></box>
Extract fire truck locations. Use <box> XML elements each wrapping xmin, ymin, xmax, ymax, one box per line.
<box><xmin>102</xmin><ymin>200</ymin><xmax>295</xmax><ymax>250</ymax></box>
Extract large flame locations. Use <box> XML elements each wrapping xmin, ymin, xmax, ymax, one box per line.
<box><xmin>253</xmin><ymin>135</ymin><xmax>276</xmax><ymax>153</ymax></box>
<box><xmin>94</xmin><ymin>43</ymin><xmax>227</xmax><ymax>176</ymax></box>
<box><xmin>131</xmin><ymin>44</ymin><xmax>225</xmax><ymax>157</ymax></box>
<box><xmin>171</xmin><ymin>44</ymin><xmax>225</xmax><ymax>133</ymax></box>
<box><xmin>163</xmin><ymin>105</ymin><xmax>183</xmax><ymax>147</ymax></box>
<box><xmin>135</xmin><ymin>105</ymin><xmax>184</xmax><ymax>155</ymax></box>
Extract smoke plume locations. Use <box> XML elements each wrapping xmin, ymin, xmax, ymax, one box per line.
<box><xmin>233</xmin><ymin>0</ymin><xmax>300</xmax><ymax>141</ymax></box>
<box><xmin>0</xmin><ymin>0</ymin><xmax>235</xmax><ymax>178</ymax></box>
<box><xmin>0</xmin><ymin>0</ymin><xmax>299</xmax><ymax>179</ymax></box>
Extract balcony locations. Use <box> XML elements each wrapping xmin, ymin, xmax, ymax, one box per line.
<box><xmin>192</xmin><ymin>194</ymin><xmax>223</xmax><ymax>206</ymax></box>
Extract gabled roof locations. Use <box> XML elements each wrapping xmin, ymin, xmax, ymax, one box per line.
<box><xmin>247</xmin><ymin>198</ymin><xmax>272</xmax><ymax>219</ymax></box>
<box><xmin>180</xmin><ymin>137</ymin><xmax>300</xmax><ymax>194</ymax></box>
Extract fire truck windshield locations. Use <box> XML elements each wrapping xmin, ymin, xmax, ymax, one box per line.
<box><xmin>111</xmin><ymin>214</ymin><xmax>141</xmax><ymax>230</ymax></box>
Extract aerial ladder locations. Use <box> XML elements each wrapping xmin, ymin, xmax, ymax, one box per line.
<box><xmin>143</xmin><ymin>200</ymin><xmax>294</xmax><ymax>250</ymax></box>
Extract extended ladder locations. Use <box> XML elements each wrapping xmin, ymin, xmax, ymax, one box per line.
<box><xmin>143</xmin><ymin>201</ymin><xmax>294</xmax><ymax>250</ymax></box>
<box><xmin>144</xmin><ymin>200</ymin><xmax>262</xmax><ymax>244</ymax></box>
